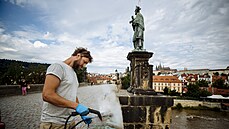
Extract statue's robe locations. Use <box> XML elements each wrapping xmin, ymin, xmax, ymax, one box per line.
<box><xmin>132</xmin><ymin>12</ymin><xmax>144</xmax><ymax>44</ymax></box>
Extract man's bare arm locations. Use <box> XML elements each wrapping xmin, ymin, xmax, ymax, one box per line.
<box><xmin>42</xmin><ymin>74</ymin><xmax>78</xmax><ymax>109</ymax></box>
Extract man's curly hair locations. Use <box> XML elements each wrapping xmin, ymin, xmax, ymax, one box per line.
<box><xmin>72</xmin><ymin>47</ymin><xmax>93</xmax><ymax>63</ymax></box>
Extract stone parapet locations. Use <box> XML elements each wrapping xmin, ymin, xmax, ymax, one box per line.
<box><xmin>0</xmin><ymin>84</ymin><xmax>44</xmax><ymax>96</ymax></box>
<box><xmin>0</xmin><ymin>83</ymin><xmax>88</xmax><ymax>96</ymax></box>
<box><xmin>117</xmin><ymin>90</ymin><xmax>173</xmax><ymax>129</ymax></box>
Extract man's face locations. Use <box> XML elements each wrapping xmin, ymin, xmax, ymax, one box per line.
<box><xmin>73</xmin><ymin>56</ymin><xmax>89</xmax><ymax>70</ymax></box>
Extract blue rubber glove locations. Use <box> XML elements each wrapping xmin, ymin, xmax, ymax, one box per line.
<box><xmin>75</xmin><ymin>104</ymin><xmax>89</xmax><ymax>116</ymax></box>
<box><xmin>81</xmin><ymin>116</ymin><xmax>92</xmax><ymax>125</ymax></box>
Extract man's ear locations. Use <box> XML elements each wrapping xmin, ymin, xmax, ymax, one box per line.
<box><xmin>76</xmin><ymin>53</ymin><xmax>81</xmax><ymax>58</ymax></box>
<box><xmin>74</xmin><ymin>53</ymin><xmax>82</xmax><ymax>60</ymax></box>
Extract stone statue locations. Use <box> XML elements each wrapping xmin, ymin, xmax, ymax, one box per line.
<box><xmin>129</xmin><ymin>6</ymin><xmax>145</xmax><ymax>50</ymax></box>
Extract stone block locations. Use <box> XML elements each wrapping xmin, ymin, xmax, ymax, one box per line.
<box><xmin>149</xmin><ymin>106</ymin><xmax>171</xmax><ymax>126</ymax></box>
<box><xmin>149</xmin><ymin>106</ymin><xmax>156</xmax><ymax>123</ymax></box>
<box><xmin>122</xmin><ymin>106</ymin><xmax>146</xmax><ymax>123</ymax></box>
<box><xmin>129</xmin><ymin>96</ymin><xmax>173</xmax><ymax>107</ymax></box>
<box><xmin>135</xmin><ymin>124</ymin><xmax>144</xmax><ymax>129</ymax></box>
<box><xmin>151</xmin><ymin>125</ymin><xmax>165</xmax><ymax>129</ymax></box>
<box><xmin>119</xmin><ymin>96</ymin><xmax>129</xmax><ymax>105</ymax></box>
<box><xmin>124</xmin><ymin>124</ymin><xmax>134</xmax><ymax>129</ymax></box>
<box><xmin>130</xmin><ymin>96</ymin><xmax>145</xmax><ymax>106</ymax></box>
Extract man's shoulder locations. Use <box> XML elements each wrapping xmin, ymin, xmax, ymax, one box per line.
<box><xmin>47</xmin><ymin>62</ymin><xmax>65</xmax><ymax>72</ymax></box>
<box><xmin>49</xmin><ymin>62</ymin><xmax>73</xmax><ymax>73</ymax></box>
<box><xmin>49</xmin><ymin>62</ymin><xmax>66</xmax><ymax>68</ymax></box>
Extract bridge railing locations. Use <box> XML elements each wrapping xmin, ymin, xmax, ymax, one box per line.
<box><xmin>0</xmin><ymin>84</ymin><xmax>44</xmax><ymax>96</ymax></box>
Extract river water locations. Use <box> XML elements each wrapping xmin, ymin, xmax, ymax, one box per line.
<box><xmin>171</xmin><ymin>109</ymin><xmax>229</xmax><ymax>129</ymax></box>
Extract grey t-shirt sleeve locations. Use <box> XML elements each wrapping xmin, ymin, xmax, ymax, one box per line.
<box><xmin>46</xmin><ymin>63</ymin><xmax>64</xmax><ymax>80</ymax></box>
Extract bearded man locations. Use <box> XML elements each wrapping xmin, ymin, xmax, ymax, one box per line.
<box><xmin>40</xmin><ymin>47</ymin><xmax>93</xmax><ymax>129</ymax></box>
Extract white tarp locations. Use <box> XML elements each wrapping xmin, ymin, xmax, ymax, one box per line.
<box><xmin>75</xmin><ymin>84</ymin><xmax>123</xmax><ymax>129</ymax></box>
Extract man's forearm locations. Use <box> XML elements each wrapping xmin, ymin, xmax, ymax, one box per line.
<box><xmin>43</xmin><ymin>92</ymin><xmax>78</xmax><ymax>109</ymax></box>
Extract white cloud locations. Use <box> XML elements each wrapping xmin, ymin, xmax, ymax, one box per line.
<box><xmin>0</xmin><ymin>46</ymin><xmax>17</xmax><ymax>52</ymax></box>
<box><xmin>1</xmin><ymin>0</ymin><xmax>229</xmax><ymax>74</ymax></box>
<box><xmin>33</xmin><ymin>41</ymin><xmax>47</xmax><ymax>48</ymax></box>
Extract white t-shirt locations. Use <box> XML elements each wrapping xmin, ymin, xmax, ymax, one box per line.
<box><xmin>41</xmin><ymin>62</ymin><xmax>79</xmax><ymax>124</ymax></box>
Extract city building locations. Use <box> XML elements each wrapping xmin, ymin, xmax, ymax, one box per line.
<box><xmin>177</xmin><ymin>72</ymin><xmax>229</xmax><ymax>96</ymax></box>
<box><xmin>152</xmin><ymin>76</ymin><xmax>182</xmax><ymax>93</ymax></box>
<box><xmin>87</xmin><ymin>72</ymin><xmax>123</xmax><ymax>85</ymax></box>
<box><xmin>176</xmin><ymin>67</ymin><xmax>229</xmax><ymax>76</ymax></box>
<box><xmin>87</xmin><ymin>73</ymin><xmax>113</xmax><ymax>84</ymax></box>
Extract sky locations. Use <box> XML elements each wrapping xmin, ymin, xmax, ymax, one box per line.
<box><xmin>0</xmin><ymin>0</ymin><xmax>229</xmax><ymax>74</ymax></box>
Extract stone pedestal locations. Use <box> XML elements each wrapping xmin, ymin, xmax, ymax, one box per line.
<box><xmin>127</xmin><ymin>51</ymin><xmax>155</xmax><ymax>94</ymax></box>
<box><xmin>118</xmin><ymin>91</ymin><xmax>173</xmax><ymax>129</ymax></box>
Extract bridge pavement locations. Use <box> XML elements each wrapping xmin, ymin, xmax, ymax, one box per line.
<box><xmin>0</xmin><ymin>93</ymin><xmax>42</xmax><ymax>129</ymax></box>
<box><xmin>0</xmin><ymin>84</ymin><xmax>123</xmax><ymax>129</ymax></box>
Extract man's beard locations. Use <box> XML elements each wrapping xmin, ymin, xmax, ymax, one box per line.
<box><xmin>73</xmin><ymin>60</ymin><xmax>80</xmax><ymax>70</ymax></box>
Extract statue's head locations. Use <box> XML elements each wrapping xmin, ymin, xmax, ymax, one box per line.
<box><xmin>135</xmin><ymin>6</ymin><xmax>141</xmax><ymax>14</ymax></box>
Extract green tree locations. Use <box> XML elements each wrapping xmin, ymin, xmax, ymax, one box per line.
<box><xmin>0</xmin><ymin>59</ymin><xmax>49</xmax><ymax>85</ymax></box>
<box><xmin>213</xmin><ymin>72</ymin><xmax>219</xmax><ymax>76</ymax></box>
<box><xmin>169</xmin><ymin>89</ymin><xmax>180</xmax><ymax>96</ymax></box>
<box><xmin>163</xmin><ymin>87</ymin><xmax>169</xmax><ymax>95</ymax></box>
<box><xmin>186</xmin><ymin>84</ymin><xmax>200</xmax><ymax>98</ymax></box>
<box><xmin>199</xmin><ymin>89</ymin><xmax>212</xmax><ymax>97</ymax></box>
<box><xmin>212</xmin><ymin>78</ymin><xmax>228</xmax><ymax>89</ymax></box>
<box><xmin>196</xmin><ymin>80</ymin><xmax>209</xmax><ymax>87</ymax></box>
<box><xmin>221</xmin><ymin>73</ymin><xmax>227</xmax><ymax>76</ymax></box>
<box><xmin>121</xmin><ymin>74</ymin><xmax>130</xmax><ymax>89</ymax></box>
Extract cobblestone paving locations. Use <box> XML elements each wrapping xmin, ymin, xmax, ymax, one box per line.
<box><xmin>0</xmin><ymin>84</ymin><xmax>123</xmax><ymax>129</ymax></box>
<box><xmin>0</xmin><ymin>93</ymin><xmax>42</xmax><ymax>129</ymax></box>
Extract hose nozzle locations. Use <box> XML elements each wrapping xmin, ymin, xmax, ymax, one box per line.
<box><xmin>89</xmin><ymin>108</ymin><xmax>102</xmax><ymax>121</ymax></box>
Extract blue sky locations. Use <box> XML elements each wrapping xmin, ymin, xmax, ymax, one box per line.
<box><xmin>0</xmin><ymin>0</ymin><xmax>229</xmax><ymax>74</ymax></box>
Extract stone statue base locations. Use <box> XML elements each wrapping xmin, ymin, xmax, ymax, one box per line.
<box><xmin>127</xmin><ymin>51</ymin><xmax>154</xmax><ymax>89</ymax></box>
<box><xmin>127</xmin><ymin>87</ymin><xmax>157</xmax><ymax>95</ymax></box>
<box><xmin>132</xmin><ymin>48</ymin><xmax>147</xmax><ymax>52</ymax></box>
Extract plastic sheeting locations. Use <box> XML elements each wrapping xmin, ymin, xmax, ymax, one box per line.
<box><xmin>74</xmin><ymin>84</ymin><xmax>123</xmax><ymax>129</ymax></box>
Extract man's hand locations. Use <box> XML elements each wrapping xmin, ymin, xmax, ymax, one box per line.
<box><xmin>81</xmin><ymin>116</ymin><xmax>92</xmax><ymax>125</ymax></box>
<box><xmin>75</xmin><ymin>104</ymin><xmax>89</xmax><ymax>116</ymax></box>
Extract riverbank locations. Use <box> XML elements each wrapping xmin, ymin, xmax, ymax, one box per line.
<box><xmin>172</xmin><ymin>103</ymin><xmax>221</xmax><ymax>111</ymax></box>
<box><xmin>172</xmin><ymin>99</ymin><xmax>229</xmax><ymax>112</ymax></box>
<box><xmin>174</xmin><ymin>99</ymin><xmax>221</xmax><ymax>108</ymax></box>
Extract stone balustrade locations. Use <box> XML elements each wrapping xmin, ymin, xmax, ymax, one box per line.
<box><xmin>0</xmin><ymin>84</ymin><xmax>43</xmax><ymax>96</ymax></box>
<box><xmin>117</xmin><ymin>90</ymin><xmax>173</xmax><ymax>129</ymax></box>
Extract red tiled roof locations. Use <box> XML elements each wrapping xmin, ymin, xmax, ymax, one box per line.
<box><xmin>212</xmin><ymin>76</ymin><xmax>228</xmax><ymax>82</ymax></box>
<box><xmin>153</xmin><ymin>76</ymin><xmax>182</xmax><ymax>83</ymax></box>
